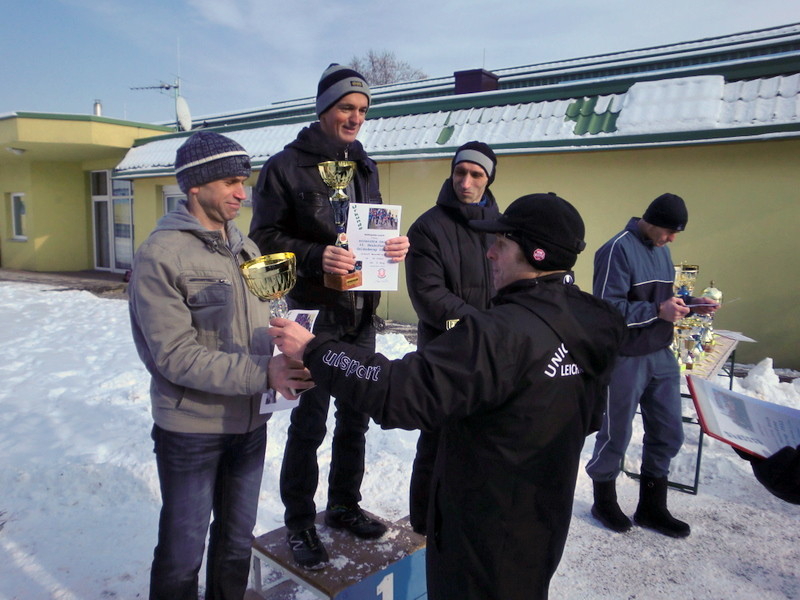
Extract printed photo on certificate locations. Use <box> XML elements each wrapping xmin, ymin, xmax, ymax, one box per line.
<box><xmin>346</xmin><ymin>203</ymin><xmax>402</xmax><ymax>291</ymax></box>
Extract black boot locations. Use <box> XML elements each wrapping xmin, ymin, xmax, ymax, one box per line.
<box><xmin>633</xmin><ymin>475</ymin><xmax>691</xmax><ymax>538</ymax></box>
<box><xmin>591</xmin><ymin>479</ymin><xmax>632</xmax><ymax>532</ymax></box>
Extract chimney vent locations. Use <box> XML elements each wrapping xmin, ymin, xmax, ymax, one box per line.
<box><xmin>454</xmin><ymin>69</ymin><xmax>499</xmax><ymax>95</ymax></box>
<box><xmin>93</xmin><ymin>100</ymin><xmax>102</xmax><ymax>116</ymax></box>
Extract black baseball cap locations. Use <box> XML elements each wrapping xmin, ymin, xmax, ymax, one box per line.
<box><xmin>470</xmin><ymin>192</ymin><xmax>586</xmax><ymax>271</ymax></box>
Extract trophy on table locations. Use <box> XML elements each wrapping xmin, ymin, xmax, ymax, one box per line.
<box><xmin>318</xmin><ymin>160</ymin><xmax>363</xmax><ymax>291</ymax></box>
<box><xmin>240</xmin><ymin>252</ymin><xmax>297</xmax><ymax>318</ymax></box>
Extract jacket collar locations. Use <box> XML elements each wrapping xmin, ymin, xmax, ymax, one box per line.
<box><xmin>435</xmin><ymin>178</ymin><xmax>498</xmax><ymax>223</ymax></box>
<box><xmin>287</xmin><ymin>122</ymin><xmax>368</xmax><ymax>163</ymax></box>
<box><xmin>155</xmin><ymin>200</ymin><xmax>246</xmax><ymax>255</ymax></box>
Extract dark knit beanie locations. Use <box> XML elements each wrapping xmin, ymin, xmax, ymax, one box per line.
<box><xmin>470</xmin><ymin>192</ymin><xmax>586</xmax><ymax>271</ymax></box>
<box><xmin>643</xmin><ymin>193</ymin><xmax>688</xmax><ymax>231</ymax></box>
<box><xmin>451</xmin><ymin>141</ymin><xmax>497</xmax><ymax>185</ymax></box>
<box><xmin>316</xmin><ymin>63</ymin><xmax>371</xmax><ymax>116</ymax></box>
<box><xmin>174</xmin><ymin>131</ymin><xmax>251</xmax><ymax>194</ymax></box>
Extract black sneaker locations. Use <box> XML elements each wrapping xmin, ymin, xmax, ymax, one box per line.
<box><xmin>286</xmin><ymin>527</ymin><xmax>329</xmax><ymax>570</ymax></box>
<box><xmin>325</xmin><ymin>504</ymin><xmax>388</xmax><ymax>539</ymax></box>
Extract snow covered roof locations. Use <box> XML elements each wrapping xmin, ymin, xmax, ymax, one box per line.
<box><xmin>115</xmin><ymin>24</ymin><xmax>800</xmax><ymax>179</ymax></box>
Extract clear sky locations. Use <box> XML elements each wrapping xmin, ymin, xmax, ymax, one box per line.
<box><xmin>3</xmin><ymin>0</ymin><xmax>800</xmax><ymax>126</ymax></box>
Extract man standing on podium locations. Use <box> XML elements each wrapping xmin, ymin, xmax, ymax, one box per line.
<box><xmin>249</xmin><ymin>63</ymin><xmax>409</xmax><ymax>570</ymax></box>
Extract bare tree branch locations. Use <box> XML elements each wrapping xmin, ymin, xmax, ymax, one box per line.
<box><xmin>348</xmin><ymin>50</ymin><xmax>427</xmax><ymax>86</ymax></box>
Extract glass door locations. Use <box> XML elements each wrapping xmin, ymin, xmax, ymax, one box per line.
<box><xmin>91</xmin><ymin>171</ymin><xmax>133</xmax><ymax>273</ymax></box>
<box><xmin>111</xmin><ymin>180</ymin><xmax>134</xmax><ymax>271</ymax></box>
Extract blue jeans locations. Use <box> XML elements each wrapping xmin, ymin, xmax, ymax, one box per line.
<box><xmin>149</xmin><ymin>424</ymin><xmax>267</xmax><ymax>600</ymax></box>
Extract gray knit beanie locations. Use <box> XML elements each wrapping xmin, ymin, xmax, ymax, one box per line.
<box><xmin>316</xmin><ymin>63</ymin><xmax>371</xmax><ymax>116</ymax></box>
<box><xmin>452</xmin><ymin>141</ymin><xmax>497</xmax><ymax>185</ymax></box>
<box><xmin>174</xmin><ymin>131</ymin><xmax>251</xmax><ymax>193</ymax></box>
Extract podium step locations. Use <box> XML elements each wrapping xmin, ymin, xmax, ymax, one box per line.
<box><xmin>249</xmin><ymin>510</ymin><xmax>426</xmax><ymax>599</ymax></box>
<box><xmin>246</xmin><ymin>579</ymin><xmax>302</xmax><ymax>600</ymax></box>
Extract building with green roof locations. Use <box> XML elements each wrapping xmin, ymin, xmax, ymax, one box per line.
<box><xmin>2</xmin><ymin>23</ymin><xmax>799</xmax><ymax>367</ymax></box>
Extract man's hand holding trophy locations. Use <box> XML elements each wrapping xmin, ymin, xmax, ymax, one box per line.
<box><xmin>318</xmin><ymin>160</ymin><xmax>363</xmax><ymax>291</ymax></box>
<box><xmin>240</xmin><ymin>252</ymin><xmax>314</xmax><ymax>399</ymax></box>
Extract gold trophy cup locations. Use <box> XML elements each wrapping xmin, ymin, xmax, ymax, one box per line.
<box><xmin>318</xmin><ymin>160</ymin><xmax>363</xmax><ymax>291</ymax></box>
<box><xmin>240</xmin><ymin>252</ymin><xmax>297</xmax><ymax>318</ymax></box>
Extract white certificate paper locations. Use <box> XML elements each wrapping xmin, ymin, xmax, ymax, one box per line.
<box><xmin>346</xmin><ymin>204</ymin><xmax>402</xmax><ymax>291</ymax></box>
<box><xmin>259</xmin><ymin>309</ymin><xmax>319</xmax><ymax>414</ymax></box>
<box><xmin>687</xmin><ymin>375</ymin><xmax>800</xmax><ymax>458</ymax></box>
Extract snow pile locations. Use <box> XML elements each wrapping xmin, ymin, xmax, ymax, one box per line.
<box><xmin>0</xmin><ymin>282</ymin><xmax>797</xmax><ymax>600</ymax></box>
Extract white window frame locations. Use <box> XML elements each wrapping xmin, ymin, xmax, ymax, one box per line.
<box><xmin>162</xmin><ymin>185</ymin><xmax>186</xmax><ymax>215</ymax></box>
<box><xmin>162</xmin><ymin>184</ymin><xmax>253</xmax><ymax>213</ymax></box>
<box><xmin>11</xmin><ymin>193</ymin><xmax>27</xmax><ymax>240</ymax></box>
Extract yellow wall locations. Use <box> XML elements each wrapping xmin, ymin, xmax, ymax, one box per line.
<box><xmin>1</xmin><ymin>161</ymin><xmax>88</xmax><ymax>270</ymax></box>
<box><xmin>11</xmin><ymin>117</ymin><xmax>170</xmax><ymax>151</ymax></box>
<box><xmin>130</xmin><ymin>174</ymin><xmax>261</xmax><ymax>249</ymax></box>
<box><xmin>1</xmin><ymin>157</ymin><xmax>129</xmax><ymax>271</ymax></box>
<box><xmin>128</xmin><ymin>138</ymin><xmax>798</xmax><ymax>368</ymax></box>
<box><xmin>1</xmin><ymin>162</ymin><xmax>33</xmax><ymax>267</ymax></box>
<box><xmin>30</xmin><ymin>162</ymin><xmax>91</xmax><ymax>270</ymax></box>
<box><xmin>0</xmin><ymin>114</ymin><xmax>168</xmax><ymax>272</ymax></box>
<box><xmin>377</xmin><ymin>139</ymin><xmax>800</xmax><ymax>368</ymax></box>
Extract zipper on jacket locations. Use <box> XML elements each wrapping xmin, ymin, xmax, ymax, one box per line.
<box><xmin>232</xmin><ymin>248</ymin><xmax>261</xmax><ymax>430</ymax></box>
<box><xmin>187</xmin><ymin>276</ymin><xmax>232</xmax><ymax>286</ymax></box>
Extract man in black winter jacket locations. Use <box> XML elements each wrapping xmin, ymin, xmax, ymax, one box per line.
<box><xmin>405</xmin><ymin>141</ymin><xmax>501</xmax><ymax>534</ymax></box>
<box><xmin>249</xmin><ymin>63</ymin><xmax>409</xmax><ymax>570</ymax></box>
<box><xmin>270</xmin><ymin>193</ymin><xmax>627</xmax><ymax>600</ymax></box>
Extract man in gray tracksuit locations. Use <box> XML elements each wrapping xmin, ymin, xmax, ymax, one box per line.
<box><xmin>585</xmin><ymin>193</ymin><xmax>717</xmax><ymax>538</ymax></box>
<box><xmin>129</xmin><ymin>131</ymin><xmax>311</xmax><ymax>600</ymax></box>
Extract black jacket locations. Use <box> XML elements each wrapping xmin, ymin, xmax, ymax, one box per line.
<box><xmin>249</xmin><ymin>123</ymin><xmax>382</xmax><ymax>327</ymax></box>
<box><xmin>405</xmin><ymin>179</ymin><xmax>500</xmax><ymax>348</ymax></box>
<box><xmin>304</xmin><ymin>274</ymin><xmax>626</xmax><ymax>600</ymax></box>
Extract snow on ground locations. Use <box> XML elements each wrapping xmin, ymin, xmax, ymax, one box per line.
<box><xmin>0</xmin><ymin>282</ymin><xmax>797</xmax><ymax>599</ymax></box>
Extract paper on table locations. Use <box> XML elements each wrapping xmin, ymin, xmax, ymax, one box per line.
<box><xmin>346</xmin><ymin>203</ymin><xmax>402</xmax><ymax>291</ymax></box>
<box><xmin>714</xmin><ymin>330</ymin><xmax>757</xmax><ymax>343</ymax></box>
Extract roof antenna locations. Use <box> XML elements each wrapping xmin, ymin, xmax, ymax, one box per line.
<box><xmin>131</xmin><ymin>38</ymin><xmax>192</xmax><ymax>131</ymax></box>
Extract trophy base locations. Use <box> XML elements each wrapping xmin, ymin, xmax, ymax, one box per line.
<box><xmin>324</xmin><ymin>271</ymin><xmax>363</xmax><ymax>291</ymax></box>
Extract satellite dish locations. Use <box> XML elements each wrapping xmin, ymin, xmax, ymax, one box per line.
<box><xmin>176</xmin><ymin>95</ymin><xmax>192</xmax><ymax>131</ymax></box>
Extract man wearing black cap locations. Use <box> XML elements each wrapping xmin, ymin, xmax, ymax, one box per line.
<box><xmin>249</xmin><ymin>64</ymin><xmax>409</xmax><ymax>569</ymax></box>
<box><xmin>129</xmin><ymin>131</ymin><xmax>312</xmax><ymax>599</ymax></box>
<box><xmin>405</xmin><ymin>141</ymin><xmax>500</xmax><ymax>534</ymax></box>
<box><xmin>585</xmin><ymin>193</ymin><xmax>718</xmax><ymax>538</ymax></box>
<box><xmin>269</xmin><ymin>193</ymin><xmax>626</xmax><ymax>600</ymax></box>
